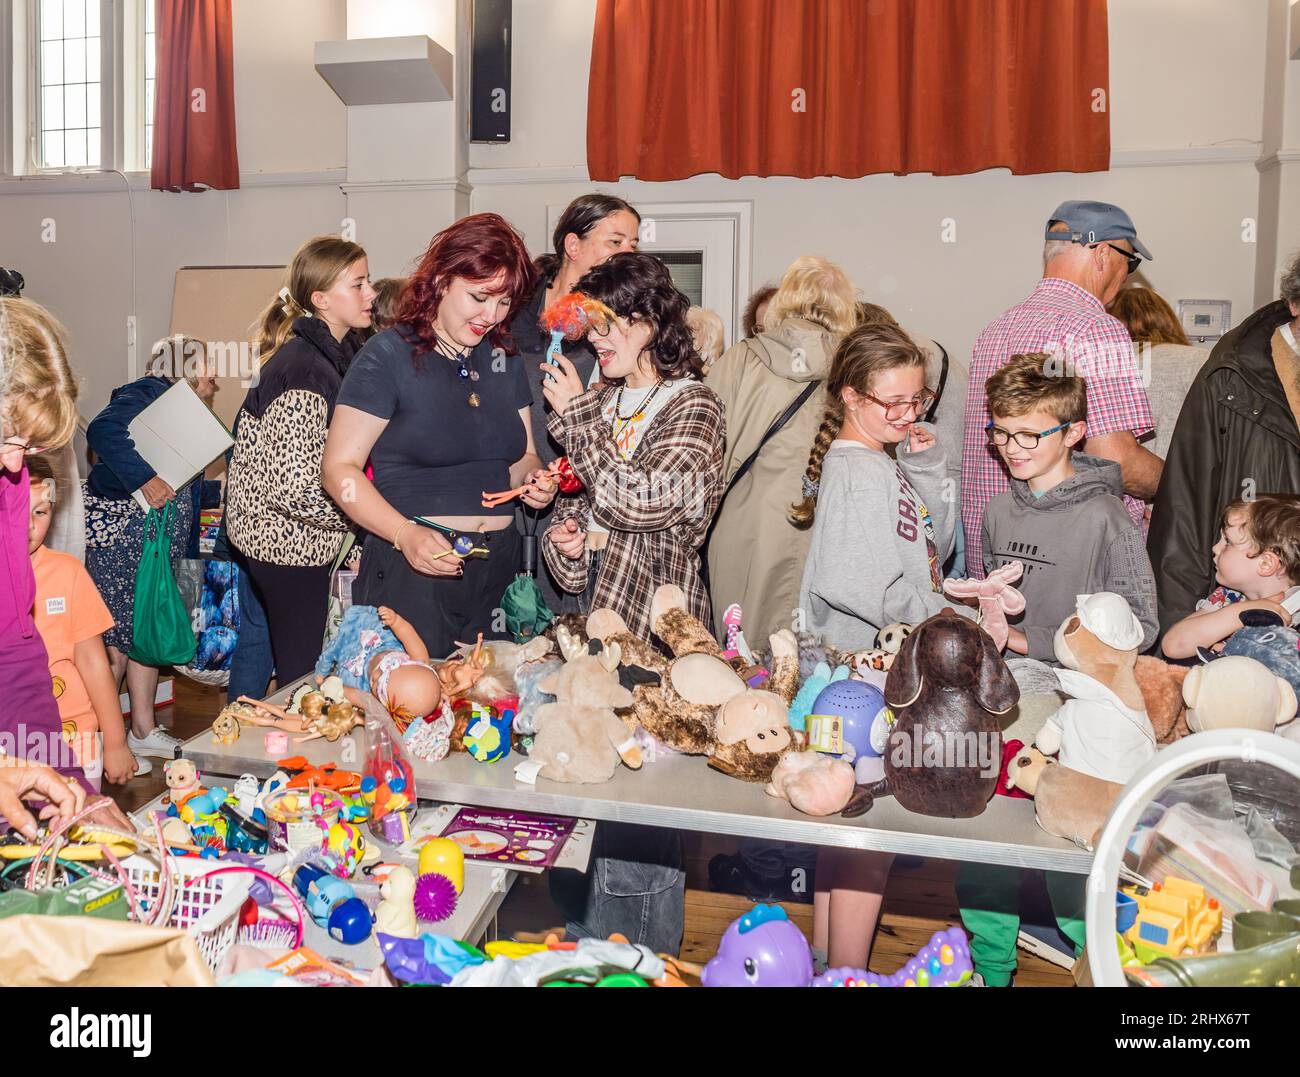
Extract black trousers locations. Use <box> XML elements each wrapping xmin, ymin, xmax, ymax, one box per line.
<box><xmin>241</xmin><ymin>557</ymin><xmax>333</xmax><ymax>686</ymax></box>
<box><xmin>354</xmin><ymin>525</ymin><xmax>521</xmax><ymax>660</ymax></box>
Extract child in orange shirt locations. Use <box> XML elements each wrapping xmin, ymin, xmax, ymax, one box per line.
<box><xmin>27</xmin><ymin>457</ymin><xmax>142</xmax><ymax>789</ymax></box>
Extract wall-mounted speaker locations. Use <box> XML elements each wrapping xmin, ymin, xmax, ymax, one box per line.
<box><xmin>471</xmin><ymin>0</ymin><xmax>512</xmax><ymax>143</ymax></box>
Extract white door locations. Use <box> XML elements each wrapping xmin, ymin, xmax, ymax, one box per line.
<box><xmin>546</xmin><ymin>200</ymin><xmax>752</xmax><ymax>349</ymax></box>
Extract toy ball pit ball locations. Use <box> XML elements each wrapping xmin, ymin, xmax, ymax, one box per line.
<box><xmin>811</xmin><ymin>680</ymin><xmax>889</xmax><ymax>760</ymax></box>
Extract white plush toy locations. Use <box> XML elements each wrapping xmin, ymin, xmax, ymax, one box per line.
<box><xmin>1036</xmin><ymin>592</ymin><xmax>1157</xmax><ymax>785</ymax></box>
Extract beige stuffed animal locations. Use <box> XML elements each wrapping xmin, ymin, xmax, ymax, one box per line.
<box><xmin>766</xmin><ymin>751</ymin><xmax>856</xmax><ymax>816</ymax></box>
<box><xmin>1040</xmin><ymin>593</ymin><xmax>1157</xmax><ymax>785</ymax></box>
<box><xmin>1005</xmin><ymin>746</ymin><xmax>1125</xmax><ymax>847</ymax></box>
<box><xmin>528</xmin><ymin>633</ymin><xmax>642</xmax><ymax>784</ymax></box>
<box><xmin>1183</xmin><ymin>656</ymin><xmax>1298</xmax><ymax>733</ymax></box>
<box><xmin>587</xmin><ymin>585</ymin><xmax>800</xmax><ymax>784</ymax></box>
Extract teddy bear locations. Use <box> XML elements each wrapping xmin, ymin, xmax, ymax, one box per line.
<box><xmin>1182</xmin><ymin>655</ymin><xmax>1298</xmax><ymax>733</ymax></box>
<box><xmin>587</xmin><ymin>585</ymin><xmax>800</xmax><ymax>784</ymax></box>
<box><xmin>1038</xmin><ymin>592</ymin><xmax>1157</xmax><ymax>785</ymax></box>
<box><xmin>1005</xmin><ymin>746</ymin><xmax>1124</xmax><ymax>847</ymax></box>
<box><xmin>765</xmin><ymin>751</ymin><xmax>859</xmax><ymax>817</ymax></box>
<box><xmin>526</xmin><ymin>630</ymin><xmax>642</xmax><ymax>784</ymax></box>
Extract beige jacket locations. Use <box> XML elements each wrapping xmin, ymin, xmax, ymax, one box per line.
<box><xmin>704</xmin><ymin>318</ymin><xmax>838</xmax><ymax>642</ymax></box>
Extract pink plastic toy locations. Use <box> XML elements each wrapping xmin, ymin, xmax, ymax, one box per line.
<box><xmin>942</xmin><ymin>560</ymin><xmax>1026</xmax><ymax>652</ymax></box>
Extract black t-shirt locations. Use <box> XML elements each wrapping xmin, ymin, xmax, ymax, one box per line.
<box><xmin>336</xmin><ymin>325</ymin><xmax>533</xmax><ymax>518</ymax></box>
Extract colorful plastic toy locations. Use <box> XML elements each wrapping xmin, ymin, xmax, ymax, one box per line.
<box><xmin>701</xmin><ymin>905</ymin><xmax>814</xmax><ymax>987</ymax></box>
<box><xmin>1122</xmin><ymin>877</ymin><xmax>1222</xmax><ymax>960</ymax></box>
<box><xmin>702</xmin><ymin>904</ymin><xmax>974</xmax><ymax>987</ymax></box>
<box><xmin>417</xmin><ymin>836</ymin><xmax>465</xmax><ymax>894</ymax></box>
<box><xmin>414</xmin><ymin>871</ymin><xmax>457</xmax><ymax>922</ymax></box>
<box><xmin>807</xmin><ymin>680</ymin><xmax>889</xmax><ymax>759</ymax></box>
<box><xmin>462</xmin><ymin>702</ymin><xmax>511</xmax><ymax>763</ymax></box>
<box><xmin>815</xmin><ymin>929</ymin><xmax>972</xmax><ymax>987</ymax></box>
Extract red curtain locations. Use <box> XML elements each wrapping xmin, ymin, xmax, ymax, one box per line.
<box><xmin>587</xmin><ymin>0</ymin><xmax>1110</xmax><ymax>181</ymax></box>
<box><xmin>150</xmin><ymin>0</ymin><xmax>240</xmax><ymax>192</ymax></box>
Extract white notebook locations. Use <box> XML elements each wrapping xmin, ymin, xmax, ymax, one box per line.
<box><xmin>128</xmin><ymin>380</ymin><xmax>234</xmax><ymax>512</ymax></box>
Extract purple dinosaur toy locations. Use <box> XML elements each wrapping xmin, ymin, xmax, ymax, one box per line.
<box><xmin>702</xmin><ymin>904</ymin><xmax>973</xmax><ymax>987</ymax></box>
<box><xmin>814</xmin><ymin>926</ymin><xmax>973</xmax><ymax>987</ymax></box>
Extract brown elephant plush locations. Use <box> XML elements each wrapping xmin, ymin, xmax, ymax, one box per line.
<box><xmin>882</xmin><ymin>610</ymin><xmax>1019</xmax><ymax>818</ymax></box>
<box><xmin>587</xmin><ymin>585</ymin><xmax>800</xmax><ymax>784</ymax></box>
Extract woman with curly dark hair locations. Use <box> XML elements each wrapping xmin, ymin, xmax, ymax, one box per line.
<box><xmin>323</xmin><ymin>213</ymin><xmax>557</xmax><ymax>656</ymax></box>
<box><xmin>541</xmin><ymin>251</ymin><xmax>725</xmax><ymax>638</ymax></box>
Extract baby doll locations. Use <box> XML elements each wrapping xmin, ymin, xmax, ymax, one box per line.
<box><xmin>316</xmin><ymin>605</ymin><xmax>443</xmax><ymax>731</ymax></box>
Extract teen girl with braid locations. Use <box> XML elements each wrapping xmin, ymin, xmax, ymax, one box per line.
<box><xmin>790</xmin><ymin>321</ymin><xmax>968</xmax><ymax>972</ymax></box>
<box><xmin>794</xmin><ymin>321</ymin><xmax>966</xmax><ymax>650</ymax></box>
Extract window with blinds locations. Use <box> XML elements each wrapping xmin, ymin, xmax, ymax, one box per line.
<box><xmin>654</xmin><ymin>251</ymin><xmax>705</xmax><ymax>307</ymax></box>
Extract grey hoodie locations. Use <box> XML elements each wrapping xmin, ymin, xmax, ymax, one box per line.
<box><xmin>981</xmin><ymin>453</ymin><xmax>1158</xmax><ymax>661</ymax></box>
<box><xmin>799</xmin><ymin>428</ymin><xmax>973</xmax><ymax>652</ymax></box>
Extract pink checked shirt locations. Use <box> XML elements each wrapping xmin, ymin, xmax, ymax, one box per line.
<box><xmin>961</xmin><ymin>277</ymin><xmax>1154</xmax><ymax>575</ymax></box>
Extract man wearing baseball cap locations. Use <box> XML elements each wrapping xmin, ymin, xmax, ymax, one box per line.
<box><xmin>960</xmin><ymin>200</ymin><xmax>1163</xmax><ymax>577</ymax></box>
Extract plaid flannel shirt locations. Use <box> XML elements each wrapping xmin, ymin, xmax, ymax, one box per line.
<box><xmin>544</xmin><ymin>382</ymin><xmax>725</xmax><ymax>639</ymax></box>
<box><xmin>961</xmin><ymin>277</ymin><xmax>1154</xmax><ymax>575</ymax></box>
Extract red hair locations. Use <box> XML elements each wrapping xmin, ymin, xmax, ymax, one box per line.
<box><xmin>396</xmin><ymin>213</ymin><xmax>537</xmax><ymax>362</ymax></box>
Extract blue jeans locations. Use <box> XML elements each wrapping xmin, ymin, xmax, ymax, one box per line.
<box><xmin>226</xmin><ymin>563</ymin><xmax>275</xmax><ymax>703</ymax></box>
<box><xmin>549</xmin><ymin>823</ymin><xmax>685</xmax><ymax>956</ymax></box>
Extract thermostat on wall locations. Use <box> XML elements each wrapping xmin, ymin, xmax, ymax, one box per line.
<box><xmin>1177</xmin><ymin>299</ymin><xmax>1232</xmax><ymax>344</ymax></box>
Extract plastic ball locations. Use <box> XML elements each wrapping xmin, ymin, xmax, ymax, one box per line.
<box><xmin>328</xmin><ymin>896</ymin><xmax>373</xmax><ymax>945</ymax></box>
<box><xmin>810</xmin><ymin>680</ymin><xmax>889</xmax><ymax>761</ymax></box>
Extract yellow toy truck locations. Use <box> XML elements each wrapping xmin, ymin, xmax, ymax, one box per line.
<box><xmin>1122</xmin><ymin>877</ymin><xmax>1223</xmax><ymax>960</ymax></box>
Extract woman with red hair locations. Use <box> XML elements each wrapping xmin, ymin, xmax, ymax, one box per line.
<box><xmin>324</xmin><ymin>213</ymin><xmax>557</xmax><ymax>655</ymax></box>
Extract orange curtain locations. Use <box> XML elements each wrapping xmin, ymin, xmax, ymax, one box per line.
<box><xmin>150</xmin><ymin>0</ymin><xmax>240</xmax><ymax>192</ymax></box>
<box><xmin>587</xmin><ymin>0</ymin><xmax>1110</xmax><ymax>181</ymax></box>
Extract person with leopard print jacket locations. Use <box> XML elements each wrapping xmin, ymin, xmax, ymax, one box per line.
<box><xmin>226</xmin><ymin>236</ymin><xmax>377</xmax><ymax>683</ymax></box>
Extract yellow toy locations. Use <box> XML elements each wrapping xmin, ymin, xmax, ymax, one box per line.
<box><xmin>417</xmin><ymin>836</ymin><xmax>465</xmax><ymax>895</ymax></box>
<box><xmin>1123</xmin><ymin>877</ymin><xmax>1222</xmax><ymax>960</ymax></box>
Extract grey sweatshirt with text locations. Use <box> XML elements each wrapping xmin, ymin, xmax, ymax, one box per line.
<box><xmin>981</xmin><ymin>453</ymin><xmax>1158</xmax><ymax>661</ymax></box>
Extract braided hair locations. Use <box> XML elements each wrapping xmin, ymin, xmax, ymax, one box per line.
<box><xmin>789</xmin><ymin>322</ymin><xmax>926</xmax><ymax>528</ymax></box>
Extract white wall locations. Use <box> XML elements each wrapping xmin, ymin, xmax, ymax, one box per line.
<box><xmin>233</xmin><ymin>0</ymin><xmax>347</xmax><ymax>174</ymax></box>
<box><xmin>469</xmin><ymin>0</ymin><xmax>1278</xmax><ymax>363</ymax></box>
<box><xmin>0</xmin><ymin>0</ymin><xmax>350</xmax><ymax>418</ymax></box>
<box><xmin>1</xmin><ymin>0</ymin><xmax>1293</xmax><ymax>421</ymax></box>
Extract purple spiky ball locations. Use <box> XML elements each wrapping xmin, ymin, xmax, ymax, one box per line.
<box><xmin>414</xmin><ymin>872</ymin><xmax>457</xmax><ymax>922</ymax></box>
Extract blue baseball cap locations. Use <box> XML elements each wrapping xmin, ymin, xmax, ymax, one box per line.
<box><xmin>1045</xmin><ymin>200</ymin><xmax>1153</xmax><ymax>261</ymax></box>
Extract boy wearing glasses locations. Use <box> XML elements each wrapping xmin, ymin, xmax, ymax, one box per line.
<box><xmin>981</xmin><ymin>353</ymin><xmax>1158</xmax><ymax>659</ymax></box>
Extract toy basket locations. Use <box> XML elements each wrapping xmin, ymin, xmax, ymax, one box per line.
<box><xmin>120</xmin><ymin>855</ymin><xmax>253</xmax><ymax>971</ymax></box>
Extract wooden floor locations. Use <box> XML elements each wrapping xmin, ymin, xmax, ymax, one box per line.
<box><xmin>115</xmin><ymin>677</ymin><xmax>1072</xmax><ymax>986</ymax></box>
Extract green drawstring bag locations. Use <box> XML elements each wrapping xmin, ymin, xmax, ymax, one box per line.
<box><xmin>129</xmin><ymin>502</ymin><xmax>197</xmax><ymax>667</ymax></box>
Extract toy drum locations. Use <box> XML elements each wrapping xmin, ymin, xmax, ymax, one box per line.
<box><xmin>263</xmin><ymin>789</ymin><xmax>342</xmax><ymax>855</ymax></box>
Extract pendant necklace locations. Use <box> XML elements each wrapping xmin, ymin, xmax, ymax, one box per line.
<box><xmin>612</xmin><ymin>378</ymin><xmax>665</xmax><ymax>442</ymax></box>
<box><xmin>433</xmin><ymin>332</ymin><xmax>482</xmax><ymax>407</ymax></box>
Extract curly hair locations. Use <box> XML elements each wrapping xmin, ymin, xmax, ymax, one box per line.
<box><xmin>572</xmin><ymin>252</ymin><xmax>703</xmax><ymax>381</ymax></box>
